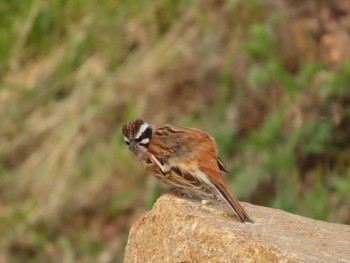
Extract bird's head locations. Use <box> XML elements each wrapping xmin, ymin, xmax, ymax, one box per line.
<box><xmin>122</xmin><ymin>119</ymin><xmax>153</xmax><ymax>152</ymax></box>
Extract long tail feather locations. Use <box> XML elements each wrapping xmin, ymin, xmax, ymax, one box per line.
<box><xmin>213</xmin><ymin>182</ymin><xmax>253</xmax><ymax>223</ymax></box>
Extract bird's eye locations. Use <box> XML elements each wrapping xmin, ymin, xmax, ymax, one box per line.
<box><xmin>125</xmin><ymin>141</ymin><xmax>130</xmax><ymax>146</ymax></box>
<box><xmin>135</xmin><ymin>126</ymin><xmax>152</xmax><ymax>142</ymax></box>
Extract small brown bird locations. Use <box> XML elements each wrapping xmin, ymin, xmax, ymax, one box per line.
<box><xmin>122</xmin><ymin>119</ymin><xmax>252</xmax><ymax>223</ymax></box>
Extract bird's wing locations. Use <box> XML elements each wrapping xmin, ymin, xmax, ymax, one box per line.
<box><xmin>143</xmin><ymin>155</ymin><xmax>209</xmax><ymax>192</ymax></box>
<box><xmin>148</xmin><ymin>124</ymin><xmax>225</xmax><ymax>186</ymax></box>
<box><xmin>217</xmin><ymin>157</ymin><xmax>230</xmax><ymax>174</ymax></box>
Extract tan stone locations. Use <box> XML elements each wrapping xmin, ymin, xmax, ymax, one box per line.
<box><xmin>124</xmin><ymin>194</ymin><xmax>350</xmax><ymax>263</ymax></box>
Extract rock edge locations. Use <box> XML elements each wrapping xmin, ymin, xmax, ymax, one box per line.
<box><xmin>124</xmin><ymin>194</ymin><xmax>350</xmax><ymax>263</ymax></box>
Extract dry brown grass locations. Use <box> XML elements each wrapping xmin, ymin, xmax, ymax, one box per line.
<box><xmin>1</xmin><ymin>0</ymin><xmax>350</xmax><ymax>261</ymax></box>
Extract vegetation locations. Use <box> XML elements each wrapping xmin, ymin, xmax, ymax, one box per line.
<box><xmin>1</xmin><ymin>0</ymin><xmax>349</xmax><ymax>262</ymax></box>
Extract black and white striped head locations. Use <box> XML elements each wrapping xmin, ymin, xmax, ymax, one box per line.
<box><xmin>122</xmin><ymin>119</ymin><xmax>153</xmax><ymax>151</ymax></box>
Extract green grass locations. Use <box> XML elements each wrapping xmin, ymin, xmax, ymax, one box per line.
<box><xmin>1</xmin><ymin>0</ymin><xmax>350</xmax><ymax>262</ymax></box>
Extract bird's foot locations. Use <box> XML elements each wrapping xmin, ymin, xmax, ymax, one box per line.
<box><xmin>170</xmin><ymin>188</ymin><xmax>189</xmax><ymax>198</ymax></box>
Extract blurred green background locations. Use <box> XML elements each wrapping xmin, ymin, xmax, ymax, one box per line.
<box><xmin>1</xmin><ymin>0</ymin><xmax>350</xmax><ymax>262</ymax></box>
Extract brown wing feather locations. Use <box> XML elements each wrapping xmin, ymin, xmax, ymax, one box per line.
<box><xmin>148</xmin><ymin>124</ymin><xmax>215</xmax><ymax>163</ymax></box>
<box><xmin>217</xmin><ymin>157</ymin><xmax>230</xmax><ymax>174</ymax></box>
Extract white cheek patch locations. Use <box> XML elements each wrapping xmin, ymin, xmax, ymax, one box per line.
<box><xmin>124</xmin><ymin>136</ymin><xmax>130</xmax><ymax>143</ymax></box>
<box><xmin>139</xmin><ymin>138</ymin><xmax>149</xmax><ymax>145</ymax></box>
<box><xmin>135</xmin><ymin>123</ymin><xmax>149</xmax><ymax>140</ymax></box>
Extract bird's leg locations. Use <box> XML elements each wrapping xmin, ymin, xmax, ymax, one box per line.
<box><xmin>170</xmin><ymin>188</ymin><xmax>190</xmax><ymax>198</ymax></box>
<box><xmin>135</xmin><ymin>145</ymin><xmax>171</xmax><ymax>173</ymax></box>
<box><xmin>170</xmin><ymin>188</ymin><xmax>182</xmax><ymax>195</ymax></box>
<box><xmin>149</xmin><ymin>154</ymin><xmax>171</xmax><ymax>173</ymax></box>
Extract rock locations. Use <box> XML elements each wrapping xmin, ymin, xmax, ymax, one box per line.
<box><xmin>124</xmin><ymin>194</ymin><xmax>350</xmax><ymax>263</ymax></box>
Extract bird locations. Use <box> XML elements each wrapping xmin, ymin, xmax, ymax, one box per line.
<box><xmin>122</xmin><ymin>119</ymin><xmax>252</xmax><ymax>223</ymax></box>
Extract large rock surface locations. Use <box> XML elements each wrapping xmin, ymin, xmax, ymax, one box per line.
<box><xmin>124</xmin><ymin>194</ymin><xmax>350</xmax><ymax>263</ymax></box>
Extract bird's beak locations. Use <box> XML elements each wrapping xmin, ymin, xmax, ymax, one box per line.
<box><xmin>129</xmin><ymin>141</ymin><xmax>137</xmax><ymax>151</ymax></box>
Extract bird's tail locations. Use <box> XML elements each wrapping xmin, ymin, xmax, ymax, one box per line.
<box><xmin>213</xmin><ymin>182</ymin><xmax>253</xmax><ymax>223</ymax></box>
